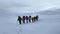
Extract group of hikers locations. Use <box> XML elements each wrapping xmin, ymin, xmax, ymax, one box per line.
<box><xmin>17</xmin><ymin>15</ymin><xmax>38</xmax><ymax>24</ymax></box>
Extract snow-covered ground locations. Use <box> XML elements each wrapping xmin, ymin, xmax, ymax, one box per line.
<box><xmin>0</xmin><ymin>0</ymin><xmax>60</xmax><ymax>34</ymax></box>
<box><xmin>0</xmin><ymin>11</ymin><xmax>60</xmax><ymax>34</ymax></box>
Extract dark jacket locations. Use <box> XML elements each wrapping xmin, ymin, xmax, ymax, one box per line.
<box><xmin>26</xmin><ymin>16</ymin><xmax>28</xmax><ymax>20</ymax></box>
<box><xmin>23</xmin><ymin>16</ymin><xmax>25</xmax><ymax>20</ymax></box>
<box><xmin>18</xmin><ymin>16</ymin><xmax>21</xmax><ymax>21</ymax></box>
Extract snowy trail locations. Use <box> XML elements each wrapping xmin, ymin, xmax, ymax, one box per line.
<box><xmin>19</xmin><ymin>15</ymin><xmax>60</xmax><ymax>34</ymax></box>
<box><xmin>0</xmin><ymin>14</ymin><xmax>60</xmax><ymax>34</ymax></box>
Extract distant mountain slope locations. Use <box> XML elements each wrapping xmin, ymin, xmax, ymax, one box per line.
<box><xmin>38</xmin><ymin>8</ymin><xmax>60</xmax><ymax>15</ymax></box>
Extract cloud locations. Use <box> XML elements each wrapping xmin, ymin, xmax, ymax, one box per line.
<box><xmin>0</xmin><ymin>0</ymin><xmax>30</xmax><ymax>17</ymax></box>
<box><xmin>0</xmin><ymin>0</ymin><xmax>29</xmax><ymax>8</ymax></box>
<box><xmin>0</xmin><ymin>0</ymin><xmax>60</xmax><ymax>17</ymax></box>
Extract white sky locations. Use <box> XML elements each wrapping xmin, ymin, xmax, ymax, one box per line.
<box><xmin>0</xmin><ymin>0</ymin><xmax>60</xmax><ymax>13</ymax></box>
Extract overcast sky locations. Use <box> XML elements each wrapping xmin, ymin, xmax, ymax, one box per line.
<box><xmin>0</xmin><ymin>0</ymin><xmax>60</xmax><ymax>14</ymax></box>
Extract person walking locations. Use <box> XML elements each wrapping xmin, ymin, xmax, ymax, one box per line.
<box><xmin>26</xmin><ymin>16</ymin><xmax>29</xmax><ymax>23</ymax></box>
<box><xmin>22</xmin><ymin>16</ymin><xmax>25</xmax><ymax>24</ymax></box>
<box><xmin>36</xmin><ymin>15</ymin><xmax>38</xmax><ymax>21</ymax></box>
<box><xmin>29</xmin><ymin>16</ymin><xmax>31</xmax><ymax>22</ymax></box>
<box><xmin>17</xmin><ymin>16</ymin><xmax>22</xmax><ymax>24</ymax></box>
<box><xmin>32</xmin><ymin>17</ymin><xmax>34</xmax><ymax>22</ymax></box>
<box><xmin>34</xmin><ymin>16</ymin><xmax>36</xmax><ymax>22</ymax></box>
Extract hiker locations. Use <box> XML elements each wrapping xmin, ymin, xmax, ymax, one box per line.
<box><xmin>29</xmin><ymin>16</ymin><xmax>31</xmax><ymax>22</ymax></box>
<box><xmin>34</xmin><ymin>16</ymin><xmax>36</xmax><ymax>21</ymax></box>
<box><xmin>26</xmin><ymin>16</ymin><xmax>29</xmax><ymax>23</ymax></box>
<box><xmin>22</xmin><ymin>16</ymin><xmax>25</xmax><ymax>24</ymax></box>
<box><xmin>17</xmin><ymin>16</ymin><xmax>22</xmax><ymax>24</ymax></box>
<box><xmin>32</xmin><ymin>17</ymin><xmax>34</xmax><ymax>22</ymax></box>
<box><xmin>36</xmin><ymin>15</ymin><xmax>38</xmax><ymax>21</ymax></box>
